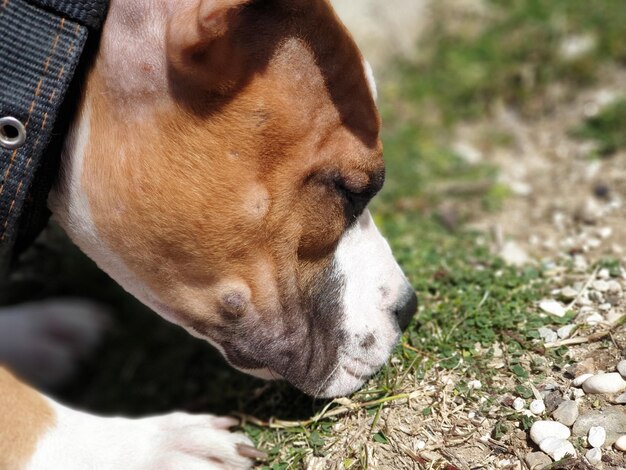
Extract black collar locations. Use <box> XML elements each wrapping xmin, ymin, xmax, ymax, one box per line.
<box><xmin>0</xmin><ymin>0</ymin><xmax>109</xmax><ymax>270</ymax></box>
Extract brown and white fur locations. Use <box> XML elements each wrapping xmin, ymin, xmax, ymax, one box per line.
<box><xmin>0</xmin><ymin>0</ymin><xmax>417</xmax><ymax>468</ymax></box>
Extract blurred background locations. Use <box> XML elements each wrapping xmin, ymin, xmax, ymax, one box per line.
<box><xmin>3</xmin><ymin>0</ymin><xmax>626</xmax><ymax>468</ymax></box>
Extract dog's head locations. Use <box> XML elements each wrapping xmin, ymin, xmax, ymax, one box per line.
<box><xmin>51</xmin><ymin>0</ymin><xmax>417</xmax><ymax>397</ymax></box>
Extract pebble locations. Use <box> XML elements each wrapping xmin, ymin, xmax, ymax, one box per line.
<box><xmin>530</xmin><ymin>400</ymin><xmax>546</xmax><ymax>415</ymax></box>
<box><xmin>416</xmin><ymin>440</ymin><xmax>426</xmax><ymax>450</ymax></box>
<box><xmin>583</xmin><ymin>373</ymin><xmax>626</xmax><ymax>394</ymax></box>
<box><xmin>468</xmin><ymin>380</ymin><xmax>482</xmax><ymax>390</ymax></box>
<box><xmin>557</xmin><ymin>324</ymin><xmax>576</xmax><ymax>339</ymax></box>
<box><xmin>552</xmin><ymin>400</ymin><xmax>579</xmax><ymax>427</ymax></box>
<box><xmin>588</xmin><ymin>426</ymin><xmax>607</xmax><ymax>448</ymax></box>
<box><xmin>608</xmin><ymin>280</ymin><xmax>622</xmax><ymax>293</ymax></box>
<box><xmin>530</xmin><ymin>421</ymin><xmax>570</xmax><ymax>445</ymax></box>
<box><xmin>573</xmin><ymin>407</ymin><xmax>626</xmax><ymax>445</ymax></box>
<box><xmin>513</xmin><ymin>397</ymin><xmax>525</xmax><ymax>411</ymax></box>
<box><xmin>539</xmin><ymin>437</ymin><xmax>577</xmax><ymax>461</ymax></box>
<box><xmin>615</xmin><ymin>435</ymin><xmax>626</xmax><ymax>451</ymax></box>
<box><xmin>585</xmin><ymin>447</ymin><xmax>602</xmax><ymax>465</ymax></box>
<box><xmin>538</xmin><ymin>327</ymin><xmax>558</xmax><ymax>344</ymax></box>
<box><xmin>560</xmin><ymin>287</ymin><xmax>578</xmax><ymax>300</ymax></box>
<box><xmin>524</xmin><ymin>452</ymin><xmax>552</xmax><ymax>470</ymax></box>
<box><xmin>593</xmin><ymin>280</ymin><xmax>610</xmax><ymax>292</ymax></box>
<box><xmin>571</xmin><ymin>388</ymin><xmax>585</xmax><ymax>399</ymax></box>
<box><xmin>500</xmin><ymin>241</ymin><xmax>529</xmax><ymax>267</ymax></box>
<box><xmin>598</xmin><ymin>268</ymin><xmax>611</xmax><ymax>279</ymax></box>
<box><xmin>585</xmin><ymin>312</ymin><xmax>605</xmax><ymax>325</ymax></box>
<box><xmin>617</xmin><ymin>360</ymin><xmax>626</xmax><ymax>378</ymax></box>
<box><xmin>614</xmin><ymin>392</ymin><xmax>626</xmax><ymax>404</ymax></box>
<box><xmin>539</xmin><ymin>300</ymin><xmax>566</xmax><ymax>317</ymax></box>
<box><xmin>572</xmin><ymin>373</ymin><xmax>593</xmax><ymax>387</ymax></box>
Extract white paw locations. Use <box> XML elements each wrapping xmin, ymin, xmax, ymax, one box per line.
<box><xmin>29</xmin><ymin>407</ymin><xmax>261</xmax><ymax>470</ymax></box>
<box><xmin>140</xmin><ymin>413</ymin><xmax>260</xmax><ymax>470</ymax></box>
<box><xmin>0</xmin><ymin>298</ymin><xmax>110</xmax><ymax>388</ymax></box>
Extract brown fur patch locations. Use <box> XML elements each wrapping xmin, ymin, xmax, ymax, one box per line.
<box><xmin>0</xmin><ymin>367</ymin><xmax>55</xmax><ymax>469</ymax></box>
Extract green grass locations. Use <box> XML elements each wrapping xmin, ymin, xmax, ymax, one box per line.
<box><xmin>573</xmin><ymin>98</ymin><xmax>626</xmax><ymax>156</ymax></box>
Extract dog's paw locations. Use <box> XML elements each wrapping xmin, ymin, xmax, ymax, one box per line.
<box><xmin>141</xmin><ymin>413</ymin><xmax>261</xmax><ymax>469</ymax></box>
<box><xmin>29</xmin><ymin>408</ymin><xmax>261</xmax><ymax>470</ymax></box>
<box><xmin>0</xmin><ymin>298</ymin><xmax>110</xmax><ymax>388</ymax></box>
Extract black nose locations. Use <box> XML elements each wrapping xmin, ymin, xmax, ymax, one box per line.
<box><xmin>394</xmin><ymin>287</ymin><xmax>418</xmax><ymax>331</ymax></box>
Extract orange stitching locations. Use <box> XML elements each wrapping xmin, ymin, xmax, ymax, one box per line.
<box><xmin>0</xmin><ymin>16</ymin><xmax>70</xmax><ymax>238</ymax></box>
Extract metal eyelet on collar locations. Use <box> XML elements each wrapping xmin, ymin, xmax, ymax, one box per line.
<box><xmin>0</xmin><ymin>116</ymin><xmax>27</xmax><ymax>150</ymax></box>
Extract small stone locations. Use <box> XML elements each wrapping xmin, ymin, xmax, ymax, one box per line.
<box><xmin>513</xmin><ymin>397</ymin><xmax>525</xmax><ymax>411</ymax></box>
<box><xmin>539</xmin><ymin>437</ymin><xmax>577</xmax><ymax>461</ymax></box>
<box><xmin>538</xmin><ymin>327</ymin><xmax>558</xmax><ymax>344</ymax></box>
<box><xmin>468</xmin><ymin>380</ymin><xmax>482</xmax><ymax>390</ymax></box>
<box><xmin>544</xmin><ymin>391</ymin><xmax>563</xmax><ymax>413</ymax></box>
<box><xmin>553</xmin><ymin>400</ymin><xmax>579</xmax><ymax>427</ymax></box>
<box><xmin>585</xmin><ymin>312</ymin><xmax>604</xmax><ymax>325</ymax></box>
<box><xmin>557</xmin><ymin>324</ymin><xmax>576</xmax><ymax>339</ymax></box>
<box><xmin>583</xmin><ymin>373</ymin><xmax>626</xmax><ymax>394</ymax></box>
<box><xmin>593</xmin><ymin>280</ymin><xmax>610</xmax><ymax>292</ymax></box>
<box><xmin>598</xmin><ymin>268</ymin><xmax>611</xmax><ymax>279</ymax></box>
<box><xmin>500</xmin><ymin>241</ymin><xmax>529</xmax><ymax>267</ymax></box>
<box><xmin>539</xmin><ymin>300</ymin><xmax>566</xmax><ymax>317</ymax></box>
<box><xmin>560</xmin><ymin>287</ymin><xmax>578</xmax><ymax>300</ymax></box>
<box><xmin>573</xmin><ymin>407</ymin><xmax>626</xmax><ymax>445</ymax></box>
<box><xmin>530</xmin><ymin>421</ymin><xmax>571</xmax><ymax>445</ymax></box>
<box><xmin>615</xmin><ymin>435</ymin><xmax>626</xmax><ymax>451</ymax></box>
<box><xmin>524</xmin><ymin>452</ymin><xmax>552</xmax><ymax>470</ymax></box>
<box><xmin>572</xmin><ymin>374</ymin><xmax>594</xmax><ymax>387</ymax></box>
<box><xmin>588</xmin><ymin>426</ymin><xmax>607</xmax><ymax>448</ymax></box>
<box><xmin>598</xmin><ymin>227</ymin><xmax>613</xmax><ymax>239</ymax></box>
<box><xmin>614</xmin><ymin>392</ymin><xmax>626</xmax><ymax>404</ymax></box>
<box><xmin>617</xmin><ymin>360</ymin><xmax>626</xmax><ymax>378</ymax></box>
<box><xmin>585</xmin><ymin>447</ymin><xmax>602</xmax><ymax>465</ymax></box>
<box><xmin>416</xmin><ymin>440</ymin><xmax>426</xmax><ymax>450</ymax></box>
<box><xmin>530</xmin><ymin>400</ymin><xmax>546</xmax><ymax>415</ymax></box>
<box><xmin>571</xmin><ymin>388</ymin><xmax>585</xmax><ymax>399</ymax></box>
<box><xmin>608</xmin><ymin>280</ymin><xmax>622</xmax><ymax>294</ymax></box>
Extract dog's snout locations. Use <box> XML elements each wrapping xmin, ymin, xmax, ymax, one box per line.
<box><xmin>394</xmin><ymin>287</ymin><xmax>417</xmax><ymax>331</ymax></box>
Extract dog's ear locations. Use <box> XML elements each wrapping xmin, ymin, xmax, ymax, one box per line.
<box><xmin>167</xmin><ymin>0</ymin><xmax>254</xmax><ymax>93</ymax></box>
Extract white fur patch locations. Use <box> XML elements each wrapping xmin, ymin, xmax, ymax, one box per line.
<box><xmin>363</xmin><ymin>60</ymin><xmax>378</xmax><ymax>101</ymax></box>
<box><xmin>322</xmin><ymin>210</ymin><xmax>409</xmax><ymax>397</ymax></box>
<box><xmin>27</xmin><ymin>399</ymin><xmax>254</xmax><ymax>469</ymax></box>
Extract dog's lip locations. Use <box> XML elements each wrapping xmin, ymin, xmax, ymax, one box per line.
<box><xmin>341</xmin><ymin>361</ymin><xmax>379</xmax><ymax>380</ymax></box>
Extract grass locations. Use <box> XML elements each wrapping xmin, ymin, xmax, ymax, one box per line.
<box><xmin>5</xmin><ymin>0</ymin><xmax>625</xmax><ymax>468</ymax></box>
<box><xmin>572</xmin><ymin>98</ymin><xmax>626</xmax><ymax>157</ymax></box>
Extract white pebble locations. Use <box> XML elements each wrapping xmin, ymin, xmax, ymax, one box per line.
<box><xmin>539</xmin><ymin>300</ymin><xmax>566</xmax><ymax>317</ymax></box>
<box><xmin>572</xmin><ymin>373</ymin><xmax>594</xmax><ymax>387</ymax></box>
<box><xmin>588</xmin><ymin>426</ymin><xmax>606</xmax><ymax>448</ymax></box>
<box><xmin>585</xmin><ymin>312</ymin><xmax>604</xmax><ymax>325</ymax></box>
<box><xmin>416</xmin><ymin>440</ymin><xmax>426</xmax><ymax>450</ymax></box>
<box><xmin>557</xmin><ymin>324</ymin><xmax>576</xmax><ymax>339</ymax></box>
<box><xmin>617</xmin><ymin>360</ymin><xmax>626</xmax><ymax>378</ymax></box>
<box><xmin>560</xmin><ymin>286</ymin><xmax>578</xmax><ymax>299</ymax></box>
<box><xmin>530</xmin><ymin>421</ymin><xmax>571</xmax><ymax>445</ymax></box>
<box><xmin>583</xmin><ymin>373</ymin><xmax>626</xmax><ymax>394</ymax></box>
<box><xmin>593</xmin><ymin>280</ymin><xmax>609</xmax><ymax>292</ymax></box>
<box><xmin>571</xmin><ymin>388</ymin><xmax>586</xmax><ymax>399</ymax></box>
<box><xmin>598</xmin><ymin>268</ymin><xmax>611</xmax><ymax>279</ymax></box>
<box><xmin>530</xmin><ymin>400</ymin><xmax>546</xmax><ymax>415</ymax></box>
<box><xmin>615</xmin><ymin>435</ymin><xmax>626</xmax><ymax>451</ymax></box>
<box><xmin>468</xmin><ymin>380</ymin><xmax>482</xmax><ymax>390</ymax></box>
<box><xmin>513</xmin><ymin>397</ymin><xmax>525</xmax><ymax>411</ymax></box>
<box><xmin>539</xmin><ymin>437</ymin><xmax>577</xmax><ymax>461</ymax></box>
<box><xmin>538</xmin><ymin>327</ymin><xmax>558</xmax><ymax>343</ymax></box>
<box><xmin>585</xmin><ymin>447</ymin><xmax>602</xmax><ymax>465</ymax></box>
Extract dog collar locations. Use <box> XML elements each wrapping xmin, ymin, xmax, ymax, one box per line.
<box><xmin>0</xmin><ymin>0</ymin><xmax>109</xmax><ymax>269</ymax></box>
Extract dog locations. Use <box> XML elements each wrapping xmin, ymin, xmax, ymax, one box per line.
<box><xmin>0</xmin><ymin>0</ymin><xmax>417</xmax><ymax>468</ymax></box>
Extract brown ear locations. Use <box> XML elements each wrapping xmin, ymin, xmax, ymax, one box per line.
<box><xmin>167</xmin><ymin>0</ymin><xmax>253</xmax><ymax>93</ymax></box>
